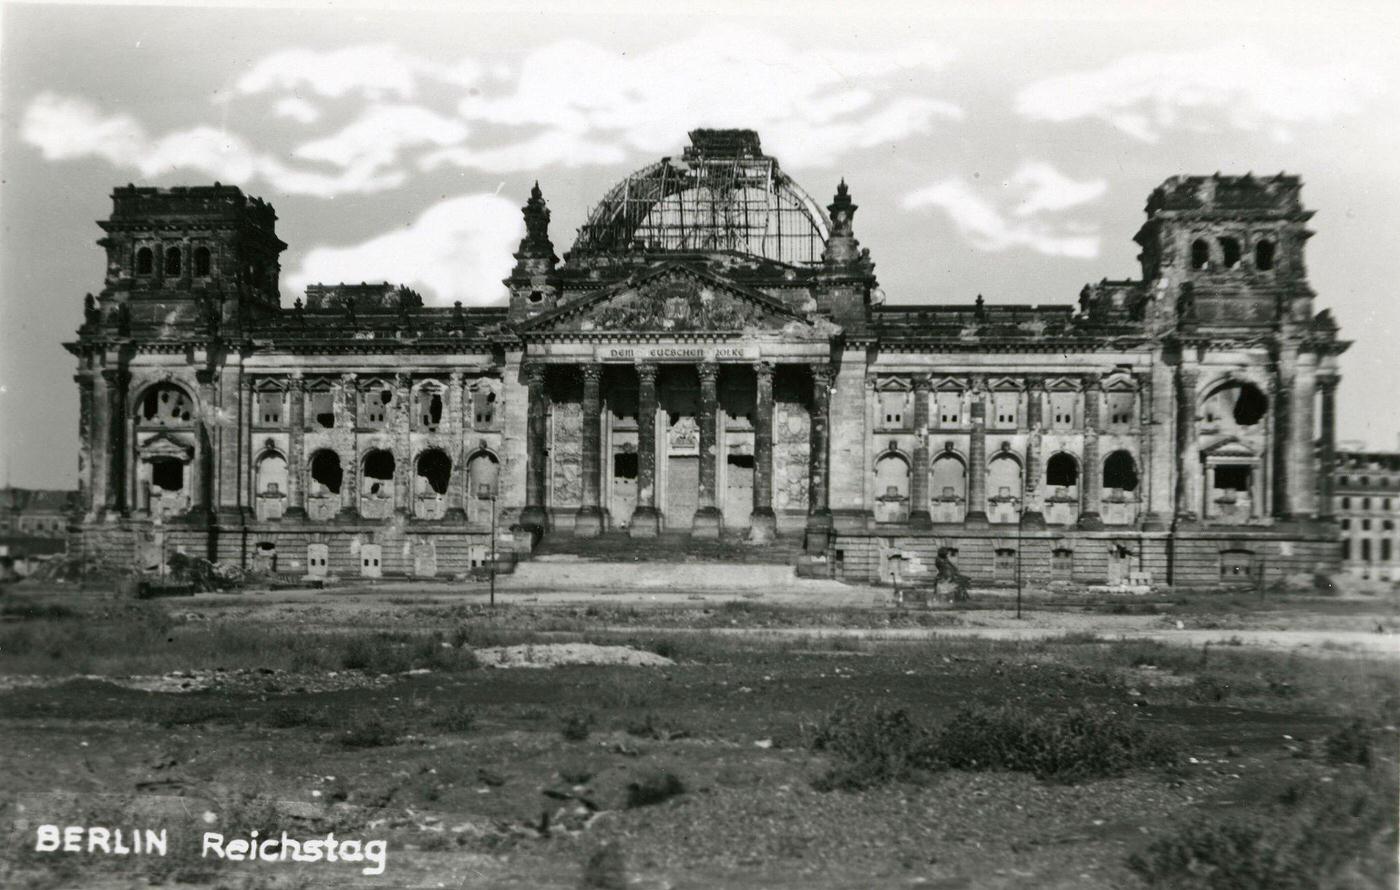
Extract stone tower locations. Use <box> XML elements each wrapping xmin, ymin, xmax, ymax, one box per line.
<box><xmin>93</xmin><ymin>184</ymin><xmax>286</xmax><ymax>336</ymax></box>
<box><xmin>505</xmin><ymin>182</ymin><xmax>560</xmax><ymax>321</ymax></box>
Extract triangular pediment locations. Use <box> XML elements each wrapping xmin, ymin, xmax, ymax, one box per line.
<box><xmin>519</xmin><ymin>263</ymin><xmax>813</xmax><ymax>334</ymax></box>
<box><xmin>1201</xmin><ymin>437</ymin><xmax>1259</xmax><ymax>459</ymax></box>
<box><xmin>137</xmin><ymin>432</ymin><xmax>194</xmax><ymax>460</ymax></box>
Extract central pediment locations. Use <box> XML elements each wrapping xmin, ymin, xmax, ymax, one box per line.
<box><xmin>518</xmin><ymin>263</ymin><xmax>817</xmax><ymax>335</ymax></box>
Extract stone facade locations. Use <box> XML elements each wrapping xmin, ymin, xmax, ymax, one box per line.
<box><xmin>1333</xmin><ymin>451</ymin><xmax>1400</xmax><ymax>581</ymax></box>
<box><xmin>66</xmin><ymin>130</ymin><xmax>1348</xmax><ymax>587</ymax></box>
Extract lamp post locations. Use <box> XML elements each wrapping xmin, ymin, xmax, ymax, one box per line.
<box><xmin>478</xmin><ymin>482</ymin><xmax>496</xmax><ymax>607</ymax></box>
<box><xmin>1015</xmin><ymin>507</ymin><xmax>1023</xmax><ymax>620</ymax></box>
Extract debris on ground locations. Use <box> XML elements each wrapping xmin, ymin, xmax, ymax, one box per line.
<box><xmin>471</xmin><ymin>643</ymin><xmax>674</xmax><ymax>669</ymax></box>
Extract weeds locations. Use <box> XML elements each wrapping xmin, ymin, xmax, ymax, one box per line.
<box><xmin>1128</xmin><ymin>777</ymin><xmax>1397</xmax><ymax>889</ymax></box>
<box><xmin>432</xmin><ymin>705</ymin><xmax>477</xmax><ymax>734</ymax></box>
<box><xmin>335</xmin><ymin>719</ymin><xmax>398</xmax><ymax>748</ymax></box>
<box><xmin>808</xmin><ymin>705</ymin><xmax>938</xmax><ymax>791</ymax></box>
<box><xmin>1324</xmin><ymin>719</ymin><xmax>1375</xmax><ymax>767</ymax></box>
<box><xmin>625</xmin><ymin>771</ymin><xmax>686</xmax><ymax>808</ymax></box>
<box><xmin>561</xmin><ymin>712</ymin><xmax>594</xmax><ymax>742</ymax></box>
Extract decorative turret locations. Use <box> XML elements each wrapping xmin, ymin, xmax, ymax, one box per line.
<box><xmin>506</xmin><ymin>182</ymin><xmax>560</xmax><ymax>321</ymax></box>
<box><xmin>816</xmin><ymin>179</ymin><xmax>877</xmax><ymax>326</ymax></box>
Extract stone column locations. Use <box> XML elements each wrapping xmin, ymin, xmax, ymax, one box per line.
<box><xmin>804</xmin><ymin>365</ymin><xmax>834</xmax><ymax>551</ymax></box>
<box><xmin>237</xmin><ymin>377</ymin><xmax>253</xmax><ymax>519</ymax></box>
<box><xmin>749</xmin><ymin>361</ymin><xmax>777</xmax><ymax>542</ymax></box>
<box><xmin>1136</xmin><ymin>373</ymin><xmax>1164</xmax><ymax>529</ymax></box>
<box><xmin>1317</xmin><ymin>374</ymin><xmax>1339</xmax><ymax>519</ymax></box>
<box><xmin>574</xmin><ymin>363</ymin><xmax>605</xmax><ymax>537</ymax></box>
<box><xmin>1021</xmin><ymin>377</ymin><xmax>1046</xmax><ymax>529</ymax></box>
<box><xmin>337</xmin><ymin>373</ymin><xmax>358</xmax><ymax>518</ymax></box>
<box><xmin>88</xmin><ymin>369</ymin><xmax>109</xmax><ymax>519</ymax></box>
<box><xmin>1289</xmin><ymin>351</ymin><xmax>1318</xmax><ymax>519</ymax></box>
<box><xmin>693</xmin><ymin>363</ymin><xmax>723</xmax><ymax>538</ymax></box>
<box><xmin>520</xmin><ymin>364</ymin><xmax>550</xmax><ymax>529</ymax></box>
<box><xmin>1174</xmin><ymin>365</ymin><xmax>1201</xmax><ymax>526</ymax></box>
<box><xmin>75</xmin><ymin>373</ymin><xmax>94</xmax><ymax>515</ymax></box>
<box><xmin>1270</xmin><ymin>345</ymin><xmax>1294</xmax><ymax>518</ymax></box>
<box><xmin>909</xmin><ymin>375</ymin><xmax>933</xmax><ymax>529</ymax></box>
<box><xmin>1078</xmin><ymin>375</ymin><xmax>1104</xmax><ymax>529</ymax></box>
<box><xmin>285</xmin><ymin>375</ymin><xmax>305</xmax><ymax>517</ymax></box>
<box><xmin>445</xmin><ymin>372</ymin><xmax>468</xmax><ymax>523</ymax></box>
<box><xmin>394</xmin><ymin>373</ymin><xmax>412</xmax><ymax>516</ymax></box>
<box><xmin>965</xmin><ymin>378</ymin><xmax>989</xmax><ymax>528</ymax></box>
<box><xmin>103</xmin><ymin>369</ymin><xmax>130</xmax><ymax>517</ymax></box>
<box><xmin>630</xmin><ymin>363</ymin><xmax>661</xmax><ymax>538</ymax></box>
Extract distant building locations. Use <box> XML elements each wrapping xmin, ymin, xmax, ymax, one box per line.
<box><xmin>1333</xmin><ymin>452</ymin><xmax>1400</xmax><ymax>581</ymax></box>
<box><xmin>66</xmin><ymin>130</ymin><xmax>1349</xmax><ymax>586</ymax></box>
<box><xmin>0</xmin><ymin>488</ymin><xmax>78</xmax><ymax>537</ymax></box>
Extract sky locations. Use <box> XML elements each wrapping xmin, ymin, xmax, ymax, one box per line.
<box><xmin>2</xmin><ymin>0</ymin><xmax>1399</xmax><ymax>488</ymax></box>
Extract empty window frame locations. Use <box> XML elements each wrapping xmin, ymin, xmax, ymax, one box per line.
<box><xmin>1050</xmin><ymin>392</ymin><xmax>1077</xmax><ymax>430</ymax></box>
<box><xmin>993</xmin><ymin>392</ymin><xmax>1018</xmax><ymax>427</ymax></box>
<box><xmin>256</xmin><ymin>390</ymin><xmax>283</xmax><ymax>425</ymax></box>
<box><xmin>1106</xmin><ymin>392</ymin><xmax>1135</xmax><ymax>427</ymax></box>
<box><xmin>936</xmin><ymin>392</ymin><xmax>962</xmax><ymax>426</ymax></box>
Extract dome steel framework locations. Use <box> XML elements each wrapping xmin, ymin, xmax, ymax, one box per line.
<box><xmin>570</xmin><ymin>129</ymin><xmax>831</xmax><ymax>267</ymax></box>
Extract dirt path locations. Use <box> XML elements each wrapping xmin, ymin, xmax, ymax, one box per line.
<box><xmin>602</xmin><ymin>623</ymin><xmax>1400</xmax><ymax>658</ymax></box>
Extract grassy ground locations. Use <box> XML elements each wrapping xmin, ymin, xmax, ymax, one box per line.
<box><xmin>0</xmin><ymin>592</ymin><xmax>1396</xmax><ymax>889</ymax></box>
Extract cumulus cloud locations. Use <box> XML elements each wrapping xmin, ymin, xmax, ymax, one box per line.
<box><xmin>1015</xmin><ymin>45</ymin><xmax>1384</xmax><ymax>142</ymax></box>
<box><xmin>23</xmin><ymin>29</ymin><xmax>962</xmax><ymax>198</ymax></box>
<box><xmin>286</xmin><ymin>193</ymin><xmax>523</xmax><ymax>306</ymax></box>
<box><xmin>902</xmin><ymin>162</ymin><xmax>1107</xmax><ymax>258</ymax></box>
<box><xmin>273</xmin><ymin>96</ymin><xmax>321</xmax><ymax>124</ymax></box>
<box><xmin>23</xmin><ymin>93</ymin><xmax>410</xmax><ymax>197</ymax></box>
<box><xmin>448</xmin><ymin>28</ymin><xmax>960</xmax><ymax>167</ymax></box>
<box><xmin>236</xmin><ymin>44</ymin><xmax>483</xmax><ymax>100</ymax></box>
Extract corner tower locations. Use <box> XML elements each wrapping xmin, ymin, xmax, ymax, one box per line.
<box><xmin>1134</xmin><ymin>174</ymin><xmax>1314</xmax><ymax>330</ymax></box>
<box><xmin>93</xmin><ymin>184</ymin><xmax>286</xmax><ymax>335</ymax></box>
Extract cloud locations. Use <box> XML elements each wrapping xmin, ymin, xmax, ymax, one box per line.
<box><xmin>1015</xmin><ymin>45</ymin><xmax>1384</xmax><ymax>142</ymax></box>
<box><xmin>446</xmin><ymin>28</ymin><xmax>960</xmax><ymax>168</ymax></box>
<box><xmin>236</xmin><ymin>44</ymin><xmax>483</xmax><ymax>100</ymax></box>
<box><xmin>902</xmin><ymin>162</ymin><xmax>1107</xmax><ymax>258</ymax></box>
<box><xmin>24</xmin><ymin>29</ymin><xmax>962</xmax><ymax>198</ymax></box>
<box><xmin>22</xmin><ymin>93</ymin><xmax>412</xmax><ymax>197</ymax></box>
<box><xmin>286</xmin><ymin>193</ymin><xmax>523</xmax><ymax>306</ymax></box>
<box><xmin>273</xmin><ymin>97</ymin><xmax>321</xmax><ymax>124</ymax></box>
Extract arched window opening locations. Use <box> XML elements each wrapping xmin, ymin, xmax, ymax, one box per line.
<box><xmin>164</xmin><ymin>246</ymin><xmax>182</xmax><ymax>276</ymax></box>
<box><xmin>875</xmin><ymin>454</ymin><xmax>911</xmax><ymax>499</ymax></box>
<box><xmin>467</xmin><ymin>452</ymin><xmax>500</xmax><ymax>523</ymax></box>
<box><xmin>309</xmin><ymin>450</ymin><xmax>342</xmax><ymax>495</ymax></box>
<box><xmin>193</xmin><ymin>246</ymin><xmax>212</xmax><ymax>277</ymax></box>
<box><xmin>1233</xmin><ymin>384</ymin><xmax>1267</xmax><ymax>425</ymax></box>
<box><xmin>1220</xmin><ymin>237</ymin><xmax>1242</xmax><ymax>268</ymax></box>
<box><xmin>1046</xmin><ymin>452</ymin><xmax>1078</xmax><ymax>488</ymax></box>
<box><xmin>1255</xmin><ymin>240</ymin><xmax>1275</xmax><ymax>271</ymax></box>
<box><xmin>151</xmin><ymin>457</ymin><xmax>183</xmax><ymax>491</ymax></box>
<box><xmin>362</xmin><ymin>450</ymin><xmax>395</xmax><ymax>496</ymax></box>
<box><xmin>255</xmin><ymin>453</ymin><xmax>288</xmax><ymax>497</ymax></box>
<box><xmin>136</xmin><ymin>247</ymin><xmax>154</xmax><ymax>275</ymax></box>
<box><xmin>416</xmin><ymin>450</ymin><xmax>451</xmax><ymax>496</ymax></box>
<box><xmin>1191</xmin><ymin>238</ymin><xmax>1210</xmax><ymax>270</ymax></box>
<box><xmin>1103</xmin><ymin>451</ymin><xmax>1139</xmax><ymax>492</ymax></box>
<box><xmin>140</xmin><ymin>384</ymin><xmax>194</xmax><ymax>424</ymax></box>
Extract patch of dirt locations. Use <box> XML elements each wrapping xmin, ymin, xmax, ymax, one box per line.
<box><xmin>0</xmin><ymin>668</ymin><xmax>394</xmax><ymax>695</ymax></box>
<box><xmin>472</xmin><ymin>643</ymin><xmax>674</xmax><ymax>669</ymax></box>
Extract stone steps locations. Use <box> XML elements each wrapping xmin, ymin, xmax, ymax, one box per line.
<box><xmin>530</xmin><ymin>530</ymin><xmax>803</xmax><ymax>566</ymax></box>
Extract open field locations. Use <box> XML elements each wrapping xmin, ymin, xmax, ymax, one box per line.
<box><xmin>1</xmin><ymin>587</ymin><xmax>1397</xmax><ymax>889</ymax></box>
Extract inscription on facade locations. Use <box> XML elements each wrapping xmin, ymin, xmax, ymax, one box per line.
<box><xmin>597</xmin><ymin>345</ymin><xmax>759</xmax><ymax>363</ymax></box>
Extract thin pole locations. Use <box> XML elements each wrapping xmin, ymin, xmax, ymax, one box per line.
<box><xmin>1015</xmin><ymin>511</ymin><xmax>1023</xmax><ymax>620</ymax></box>
<box><xmin>489</xmin><ymin>492</ymin><xmax>497</xmax><ymax>608</ymax></box>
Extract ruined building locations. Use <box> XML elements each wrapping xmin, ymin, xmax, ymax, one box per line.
<box><xmin>67</xmin><ymin>129</ymin><xmax>1348</xmax><ymax>585</ymax></box>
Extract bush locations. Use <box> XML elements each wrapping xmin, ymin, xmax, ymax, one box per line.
<box><xmin>1324</xmin><ymin>719</ymin><xmax>1374</xmax><ymax>767</ymax></box>
<box><xmin>625</xmin><ymin>771</ymin><xmax>686</xmax><ymax>808</ymax></box>
<box><xmin>808</xmin><ymin>705</ymin><xmax>938</xmax><ymax>791</ymax></box>
<box><xmin>935</xmin><ymin>705</ymin><xmax>1177</xmax><ymax>781</ymax></box>
<box><xmin>432</xmin><ymin>705</ymin><xmax>476</xmax><ymax>733</ymax></box>
<box><xmin>1129</xmin><ymin>779</ymin><xmax>1397</xmax><ymax>889</ymax></box>
<box><xmin>808</xmin><ymin>703</ymin><xmax>1177</xmax><ymax>791</ymax></box>
<box><xmin>561</xmin><ymin>712</ymin><xmax>594</xmax><ymax>742</ymax></box>
<box><xmin>336</xmin><ymin>719</ymin><xmax>397</xmax><ymax>748</ymax></box>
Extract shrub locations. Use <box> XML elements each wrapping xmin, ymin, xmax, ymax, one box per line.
<box><xmin>809</xmin><ymin>703</ymin><xmax>1177</xmax><ymax>791</ymax></box>
<box><xmin>561</xmin><ymin>712</ymin><xmax>594</xmax><ymax>742</ymax></box>
<box><xmin>1128</xmin><ymin>778</ymin><xmax>1397</xmax><ymax>889</ymax></box>
<box><xmin>336</xmin><ymin>719</ymin><xmax>397</xmax><ymax>748</ymax></box>
<box><xmin>1324</xmin><ymin>719</ymin><xmax>1374</xmax><ymax>767</ymax></box>
<box><xmin>432</xmin><ymin>705</ymin><xmax>476</xmax><ymax>734</ymax></box>
<box><xmin>625</xmin><ymin>771</ymin><xmax>685</xmax><ymax>808</ymax></box>
<box><xmin>935</xmin><ymin>705</ymin><xmax>1177</xmax><ymax>781</ymax></box>
<box><xmin>808</xmin><ymin>704</ymin><xmax>938</xmax><ymax>791</ymax></box>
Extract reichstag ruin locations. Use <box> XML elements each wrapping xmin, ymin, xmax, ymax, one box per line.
<box><xmin>66</xmin><ymin>129</ymin><xmax>1348</xmax><ymax>586</ymax></box>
